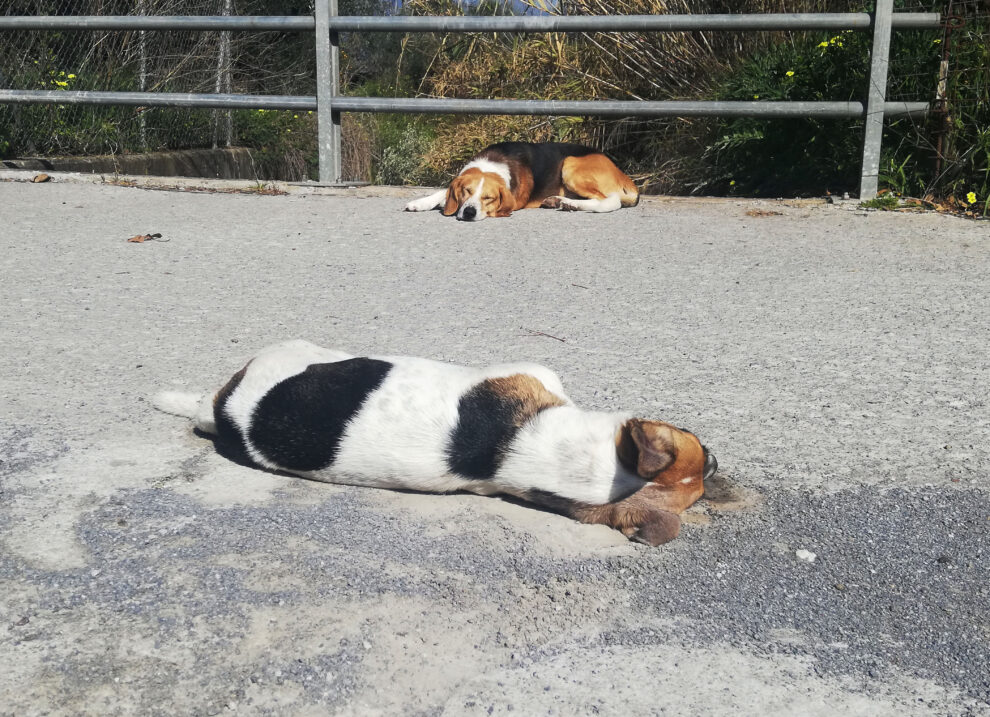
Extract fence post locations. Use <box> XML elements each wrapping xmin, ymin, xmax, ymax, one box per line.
<box><xmin>138</xmin><ymin>0</ymin><xmax>147</xmax><ymax>150</ymax></box>
<box><xmin>212</xmin><ymin>0</ymin><xmax>233</xmax><ymax>149</ymax></box>
<box><xmin>859</xmin><ymin>0</ymin><xmax>894</xmax><ymax>199</ymax></box>
<box><xmin>315</xmin><ymin>0</ymin><xmax>342</xmax><ymax>183</ymax></box>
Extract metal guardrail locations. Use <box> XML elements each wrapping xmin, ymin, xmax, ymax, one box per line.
<box><xmin>0</xmin><ymin>12</ymin><xmax>941</xmax><ymax>31</ymax></box>
<box><xmin>0</xmin><ymin>1</ymin><xmax>940</xmax><ymax>198</ymax></box>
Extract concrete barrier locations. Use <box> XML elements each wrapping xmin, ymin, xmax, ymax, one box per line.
<box><xmin>1</xmin><ymin>146</ymin><xmax>257</xmax><ymax>179</ymax></box>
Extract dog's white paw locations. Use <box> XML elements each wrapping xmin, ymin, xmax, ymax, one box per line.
<box><xmin>405</xmin><ymin>198</ymin><xmax>438</xmax><ymax>212</ymax></box>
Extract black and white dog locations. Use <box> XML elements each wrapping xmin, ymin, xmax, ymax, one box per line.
<box><xmin>154</xmin><ymin>340</ymin><xmax>716</xmax><ymax>545</ymax></box>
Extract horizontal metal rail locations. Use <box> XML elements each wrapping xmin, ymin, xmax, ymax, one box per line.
<box><xmin>0</xmin><ymin>90</ymin><xmax>315</xmax><ymax>110</ymax></box>
<box><xmin>319</xmin><ymin>12</ymin><xmax>942</xmax><ymax>32</ymax></box>
<box><xmin>330</xmin><ymin>97</ymin><xmax>930</xmax><ymax>118</ymax></box>
<box><xmin>0</xmin><ymin>90</ymin><xmax>931</xmax><ymax>119</ymax></box>
<box><xmin>0</xmin><ymin>16</ymin><xmax>315</xmax><ymax>32</ymax></box>
<box><xmin>0</xmin><ymin>12</ymin><xmax>941</xmax><ymax>32</ymax></box>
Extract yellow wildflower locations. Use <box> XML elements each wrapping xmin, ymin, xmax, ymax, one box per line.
<box><xmin>753</xmin><ymin>94</ymin><xmax>760</xmax><ymax>99</ymax></box>
<box><xmin>729</xmin><ymin>180</ymin><xmax>736</xmax><ymax>186</ymax></box>
<box><xmin>966</xmin><ymin>191</ymin><xmax>977</xmax><ymax>204</ymax></box>
<box><xmin>785</xmin><ymin>70</ymin><xmax>795</xmax><ymax>77</ymax></box>
<box><xmin>818</xmin><ymin>41</ymin><xmax>829</xmax><ymax>48</ymax></box>
<box><xmin>67</xmin><ymin>73</ymin><xmax>76</xmax><ymax>79</ymax></box>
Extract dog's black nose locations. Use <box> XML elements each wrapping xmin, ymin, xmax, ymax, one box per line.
<box><xmin>703</xmin><ymin>450</ymin><xmax>718</xmax><ymax>480</ymax></box>
<box><xmin>460</xmin><ymin>205</ymin><xmax>477</xmax><ymax>221</ymax></box>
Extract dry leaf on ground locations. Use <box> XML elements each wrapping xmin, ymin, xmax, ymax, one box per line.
<box><xmin>745</xmin><ymin>209</ymin><xmax>783</xmax><ymax>217</ymax></box>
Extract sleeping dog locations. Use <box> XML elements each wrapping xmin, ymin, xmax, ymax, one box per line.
<box><xmin>405</xmin><ymin>142</ymin><xmax>640</xmax><ymax>221</ymax></box>
<box><xmin>153</xmin><ymin>340</ymin><xmax>716</xmax><ymax>545</ymax></box>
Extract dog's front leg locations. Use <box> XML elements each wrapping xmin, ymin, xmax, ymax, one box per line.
<box><xmin>405</xmin><ymin>189</ymin><xmax>448</xmax><ymax>212</ymax></box>
<box><xmin>540</xmin><ymin>193</ymin><xmax>623</xmax><ymax>213</ymax></box>
<box><xmin>569</xmin><ymin>498</ymin><xmax>681</xmax><ymax>547</ymax></box>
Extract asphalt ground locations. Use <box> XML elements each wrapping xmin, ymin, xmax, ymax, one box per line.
<box><xmin>0</xmin><ymin>174</ymin><xmax>987</xmax><ymax>716</ymax></box>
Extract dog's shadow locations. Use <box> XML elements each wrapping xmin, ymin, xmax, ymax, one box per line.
<box><xmin>701</xmin><ymin>471</ymin><xmax>762</xmax><ymax>512</ymax></box>
<box><xmin>195</xmin><ymin>427</ymin><xmax>259</xmax><ymax>471</ymax></box>
<box><xmin>194</xmin><ymin>430</ymin><xmax>759</xmax><ymax>533</ymax></box>
<box><xmin>194</xmin><ymin>428</ymin><xmax>583</xmax><ymax>520</ymax></box>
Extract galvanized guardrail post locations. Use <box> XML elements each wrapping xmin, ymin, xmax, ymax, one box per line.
<box><xmin>314</xmin><ymin>0</ymin><xmax>342</xmax><ymax>184</ymax></box>
<box><xmin>860</xmin><ymin>0</ymin><xmax>894</xmax><ymax>199</ymax></box>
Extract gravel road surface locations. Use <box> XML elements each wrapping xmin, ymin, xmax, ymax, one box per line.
<box><xmin>1</xmin><ymin>174</ymin><xmax>987</xmax><ymax>716</ymax></box>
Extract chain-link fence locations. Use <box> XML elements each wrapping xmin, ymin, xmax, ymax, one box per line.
<box><xmin>879</xmin><ymin>0</ymin><xmax>988</xmax><ymax>202</ymax></box>
<box><xmin>930</xmin><ymin>0</ymin><xmax>988</xmax><ymax>205</ymax></box>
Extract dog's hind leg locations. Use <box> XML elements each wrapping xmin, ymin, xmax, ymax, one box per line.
<box><xmin>404</xmin><ymin>189</ymin><xmax>448</xmax><ymax>212</ymax></box>
<box><xmin>542</xmin><ymin>154</ymin><xmax>639</xmax><ymax>213</ymax></box>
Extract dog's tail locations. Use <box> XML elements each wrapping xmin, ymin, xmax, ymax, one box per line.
<box><xmin>151</xmin><ymin>391</ymin><xmax>218</xmax><ymax>434</ymax></box>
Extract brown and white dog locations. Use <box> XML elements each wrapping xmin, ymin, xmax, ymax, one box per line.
<box><xmin>153</xmin><ymin>340</ymin><xmax>716</xmax><ymax>546</ymax></box>
<box><xmin>405</xmin><ymin>142</ymin><xmax>640</xmax><ymax>221</ymax></box>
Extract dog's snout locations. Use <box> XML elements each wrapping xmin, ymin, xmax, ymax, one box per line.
<box><xmin>703</xmin><ymin>450</ymin><xmax>718</xmax><ymax>480</ymax></box>
<box><xmin>460</xmin><ymin>205</ymin><xmax>477</xmax><ymax>221</ymax></box>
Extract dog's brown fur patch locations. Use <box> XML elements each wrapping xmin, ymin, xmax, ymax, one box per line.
<box><xmin>505</xmin><ymin>158</ymin><xmax>535</xmax><ymax>209</ymax></box>
<box><xmin>561</xmin><ymin>154</ymin><xmax>640</xmax><ymax>207</ymax></box>
<box><xmin>616</xmin><ymin>419</ymin><xmax>707</xmax><ymax>514</ymax></box>
<box><xmin>213</xmin><ymin>362</ymin><xmax>250</xmax><ymax>408</ymax></box>
<box><xmin>480</xmin><ymin>374</ymin><xmax>567</xmax><ymax>426</ymax></box>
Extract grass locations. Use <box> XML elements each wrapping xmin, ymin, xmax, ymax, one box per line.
<box><xmin>860</xmin><ymin>194</ymin><xmax>900</xmax><ymax>210</ymax></box>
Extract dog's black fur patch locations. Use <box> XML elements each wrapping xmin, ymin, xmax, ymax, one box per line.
<box><xmin>480</xmin><ymin>141</ymin><xmax>598</xmax><ymax>196</ymax></box>
<box><xmin>214</xmin><ymin>365</ymin><xmax>250</xmax><ymax>461</ymax></box>
<box><xmin>248</xmin><ymin>358</ymin><xmax>392</xmax><ymax>472</ymax></box>
<box><xmin>445</xmin><ymin>381</ymin><xmax>525</xmax><ymax>479</ymax></box>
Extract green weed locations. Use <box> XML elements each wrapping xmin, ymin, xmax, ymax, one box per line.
<box><xmin>860</xmin><ymin>194</ymin><xmax>900</xmax><ymax>210</ymax></box>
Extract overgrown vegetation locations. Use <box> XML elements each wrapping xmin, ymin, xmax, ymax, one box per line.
<box><xmin>860</xmin><ymin>192</ymin><xmax>900</xmax><ymax>209</ymax></box>
<box><xmin>704</xmin><ymin>14</ymin><xmax>988</xmax><ymax>209</ymax></box>
<box><xmin>701</xmin><ymin>27</ymin><xmax>939</xmax><ymax>197</ymax></box>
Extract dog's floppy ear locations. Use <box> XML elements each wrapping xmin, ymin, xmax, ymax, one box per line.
<box><xmin>617</xmin><ymin>419</ymin><xmax>676</xmax><ymax>480</ymax></box>
<box><xmin>442</xmin><ymin>179</ymin><xmax>461</xmax><ymax>217</ymax></box>
<box><xmin>494</xmin><ymin>182</ymin><xmax>515</xmax><ymax>217</ymax></box>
